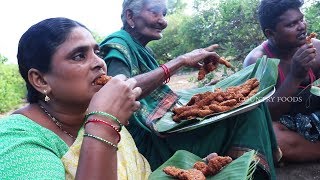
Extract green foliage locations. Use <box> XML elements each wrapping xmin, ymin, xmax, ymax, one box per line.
<box><xmin>0</xmin><ymin>64</ymin><xmax>26</xmax><ymax>113</ymax></box>
<box><xmin>149</xmin><ymin>12</ymin><xmax>190</xmax><ymax>64</ymax></box>
<box><xmin>150</xmin><ymin>0</ymin><xmax>264</xmax><ymax>86</ymax></box>
<box><xmin>92</xmin><ymin>31</ymin><xmax>105</xmax><ymax>44</ymax></box>
<box><xmin>187</xmin><ymin>0</ymin><xmax>263</xmax><ymax>62</ymax></box>
<box><xmin>167</xmin><ymin>0</ymin><xmax>188</xmax><ymax>15</ymax></box>
<box><xmin>305</xmin><ymin>1</ymin><xmax>320</xmax><ymax>34</ymax></box>
<box><xmin>0</xmin><ymin>54</ymin><xmax>8</xmax><ymax>64</ymax></box>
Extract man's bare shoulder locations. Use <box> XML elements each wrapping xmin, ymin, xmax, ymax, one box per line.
<box><xmin>243</xmin><ymin>45</ymin><xmax>265</xmax><ymax>67</ymax></box>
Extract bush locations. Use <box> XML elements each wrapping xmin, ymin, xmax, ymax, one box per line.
<box><xmin>0</xmin><ymin>64</ymin><xmax>26</xmax><ymax>113</ymax></box>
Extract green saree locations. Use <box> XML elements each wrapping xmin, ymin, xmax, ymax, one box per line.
<box><xmin>100</xmin><ymin>30</ymin><xmax>280</xmax><ymax>179</ymax></box>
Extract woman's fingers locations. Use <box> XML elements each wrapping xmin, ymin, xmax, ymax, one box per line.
<box><xmin>113</xmin><ymin>74</ymin><xmax>127</xmax><ymax>81</ymax></box>
<box><xmin>132</xmin><ymin>87</ymin><xmax>142</xmax><ymax>99</ymax></box>
<box><xmin>125</xmin><ymin>77</ymin><xmax>138</xmax><ymax>89</ymax></box>
<box><xmin>207</xmin><ymin>51</ymin><xmax>221</xmax><ymax>61</ymax></box>
<box><xmin>132</xmin><ymin>101</ymin><xmax>141</xmax><ymax>111</ymax></box>
<box><xmin>204</xmin><ymin>44</ymin><xmax>219</xmax><ymax>52</ymax></box>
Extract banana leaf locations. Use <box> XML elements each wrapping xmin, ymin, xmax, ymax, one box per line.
<box><xmin>310</xmin><ymin>78</ymin><xmax>320</xmax><ymax>96</ymax></box>
<box><xmin>151</xmin><ymin>56</ymin><xmax>279</xmax><ymax>134</ymax></box>
<box><xmin>149</xmin><ymin>150</ymin><xmax>259</xmax><ymax>180</ymax></box>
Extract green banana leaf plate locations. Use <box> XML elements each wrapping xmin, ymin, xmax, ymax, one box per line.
<box><xmin>149</xmin><ymin>150</ymin><xmax>258</xmax><ymax>180</ymax></box>
<box><xmin>151</xmin><ymin>56</ymin><xmax>280</xmax><ymax>134</ymax></box>
<box><xmin>310</xmin><ymin>78</ymin><xmax>320</xmax><ymax>96</ymax></box>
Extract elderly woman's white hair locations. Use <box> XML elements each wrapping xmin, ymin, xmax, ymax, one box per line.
<box><xmin>121</xmin><ymin>0</ymin><xmax>145</xmax><ymax>28</ymax></box>
<box><xmin>121</xmin><ymin>0</ymin><xmax>167</xmax><ymax>28</ymax></box>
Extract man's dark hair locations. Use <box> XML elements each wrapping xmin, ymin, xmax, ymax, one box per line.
<box><xmin>258</xmin><ymin>0</ymin><xmax>304</xmax><ymax>35</ymax></box>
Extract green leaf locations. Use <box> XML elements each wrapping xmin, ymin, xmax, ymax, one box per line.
<box><xmin>149</xmin><ymin>150</ymin><xmax>258</xmax><ymax>180</ymax></box>
<box><xmin>152</xmin><ymin>56</ymin><xmax>279</xmax><ymax>133</ymax></box>
<box><xmin>310</xmin><ymin>78</ymin><xmax>320</xmax><ymax>96</ymax></box>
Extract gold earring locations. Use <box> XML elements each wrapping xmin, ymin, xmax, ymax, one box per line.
<box><xmin>44</xmin><ymin>90</ymin><xmax>50</xmax><ymax>102</ymax></box>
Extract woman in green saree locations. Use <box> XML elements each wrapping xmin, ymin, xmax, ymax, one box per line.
<box><xmin>0</xmin><ymin>17</ymin><xmax>151</xmax><ymax>179</ymax></box>
<box><xmin>100</xmin><ymin>0</ymin><xmax>281</xmax><ymax>179</ymax></box>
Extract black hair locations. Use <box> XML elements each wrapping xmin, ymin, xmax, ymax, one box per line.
<box><xmin>258</xmin><ymin>0</ymin><xmax>304</xmax><ymax>35</ymax></box>
<box><xmin>17</xmin><ymin>17</ymin><xmax>88</xmax><ymax>103</ymax></box>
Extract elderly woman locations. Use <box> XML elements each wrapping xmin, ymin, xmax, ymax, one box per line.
<box><xmin>100</xmin><ymin>0</ymin><xmax>280</xmax><ymax>179</ymax></box>
<box><xmin>0</xmin><ymin>17</ymin><xmax>150</xmax><ymax>179</ymax></box>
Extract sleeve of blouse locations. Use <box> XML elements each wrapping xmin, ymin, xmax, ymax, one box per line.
<box><xmin>107</xmin><ymin>58</ymin><xmax>131</xmax><ymax>77</ymax></box>
<box><xmin>0</xmin><ymin>127</ymin><xmax>66</xmax><ymax>179</ymax></box>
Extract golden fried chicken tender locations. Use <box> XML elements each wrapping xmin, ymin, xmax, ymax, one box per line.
<box><xmin>217</xmin><ymin>57</ymin><xmax>232</xmax><ymax>68</ymax></box>
<box><xmin>95</xmin><ymin>75</ymin><xmax>112</xmax><ymax>85</ymax></box>
<box><xmin>208</xmin><ymin>104</ymin><xmax>233</xmax><ymax>112</ymax></box>
<box><xmin>219</xmin><ymin>99</ymin><xmax>238</xmax><ymax>107</ymax></box>
<box><xmin>164</xmin><ymin>154</ymin><xmax>232</xmax><ymax>179</ymax></box>
<box><xmin>197</xmin><ymin>57</ymin><xmax>232</xmax><ymax>80</ymax></box>
<box><xmin>306</xmin><ymin>32</ymin><xmax>317</xmax><ymax>44</ymax></box>
<box><xmin>193</xmin><ymin>161</ymin><xmax>212</xmax><ymax>176</ymax></box>
<box><xmin>207</xmin><ymin>156</ymin><xmax>233</xmax><ymax>175</ymax></box>
<box><xmin>163</xmin><ymin>166</ymin><xmax>181</xmax><ymax>177</ymax></box>
<box><xmin>198</xmin><ymin>109</ymin><xmax>214</xmax><ymax>117</ymax></box>
<box><xmin>177</xmin><ymin>169</ymin><xmax>206</xmax><ymax>180</ymax></box>
<box><xmin>173</xmin><ymin>105</ymin><xmax>198</xmax><ymax>115</ymax></box>
<box><xmin>163</xmin><ymin>166</ymin><xmax>206</xmax><ymax>180</ymax></box>
<box><xmin>172</xmin><ymin>78</ymin><xmax>259</xmax><ymax>122</ymax></box>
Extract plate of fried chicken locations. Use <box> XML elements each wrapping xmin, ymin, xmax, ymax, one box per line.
<box><xmin>150</xmin><ymin>56</ymin><xmax>279</xmax><ymax>134</ymax></box>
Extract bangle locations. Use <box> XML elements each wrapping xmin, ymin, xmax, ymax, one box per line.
<box><xmin>85</xmin><ymin>119</ymin><xmax>121</xmax><ymax>143</ymax></box>
<box><xmin>160</xmin><ymin>64</ymin><xmax>170</xmax><ymax>84</ymax></box>
<box><xmin>83</xmin><ymin>133</ymin><xmax>118</xmax><ymax>151</ymax></box>
<box><xmin>85</xmin><ymin>111</ymin><xmax>123</xmax><ymax>131</ymax></box>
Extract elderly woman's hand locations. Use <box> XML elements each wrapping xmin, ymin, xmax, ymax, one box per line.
<box><xmin>179</xmin><ymin>44</ymin><xmax>221</xmax><ymax>68</ymax></box>
<box><xmin>88</xmin><ymin>74</ymin><xmax>142</xmax><ymax>125</ymax></box>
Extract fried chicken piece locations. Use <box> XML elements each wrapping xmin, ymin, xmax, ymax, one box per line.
<box><xmin>194</xmin><ymin>92</ymin><xmax>220</xmax><ymax>106</ymax></box>
<box><xmin>198</xmin><ymin>58</ymin><xmax>216</xmax><ymax>80</ymax></box>
<box><xmin>197</xmin><ymin>57</ymin><xmax>232</xmax><ymax>80</ymax></box>
<box><xmin>193</xmin><ymin>161</ymin><xmax>212</xmax><ymax>176</ymax></box>
<box><xmin>207</xmin><ymin>156</ymin><xmax>233</xmax><ymax>175</ymax></box>
<box><xmin>251</xmin><ymin>79</ymin><xmax>260</xmax><ymax>89</ymax></box>
<box><xmin>198</xmin><ymin>67</ymin><xmax>207</xmax><ymax>80</ymax></box>
<box><xmin>178</xmin><ymin>169</ymin><xmax>206</xmax><ymax>180</ymax></box>
<box><xmin>171</xmin><ymin>78</ymin><xmax>259</xmax><ymax>122</ymax></box>
<box><xmin>306</xmin><ymin>32</ymin><xmax>317</xmax><ymax>44</ymax></box>
<box><xmin>174</xmin><ymin>109</ymin><xmax>199</xmax><ymax>121</ymax></box>
<box><xmin>187</xmin><ymin>95</ymin><xmax>202</xmax><ymax>106</ymax></box>
<box><xmin>214</xmin><ymin>95</ymin><xmax>225</xmax><ymax>102</ymax></box>
<box><xmin>247</xmin><ymin>86</ymin><xmax>259</xmax><ymax>98</ymax></box>
<box><xmin>197</xmin><ymin>109</ymin><xmax>214</xmax><ymax>117</ymax></box>
<box><xmin>238</xmin><ymin>87</ymin><xmax>252</xmax><ymax>96</ymax></box>
<box><xmin>219</xmin><ymin>99</ymin><xmax>237</xmax><ymax>107</ymax></box>
<box><xmin>163</xmin><ymin>166</ymin><xmax>181</xmax><ymax>177</ymax></box>
<box><xmin>205</xmin><ymin>62</ymin><xmax>217</xmax><ymax>72</ymax></box>
<box><xmin>173</xmin><ymin>105</ymin><xmax>198</xmax><ymax>115</ymax></box>
<box><xmin>208</xmin><ymin>104</ymin><xmax>233</xmax><ymax>113</ymax></box>
<box><xmin>95</xmin><ymin>75</ymin><xmax>112</xmax><ymax>85</ymax></box>
<box><xmin>163</xmin><ymin>166</ymin><xmax>206</xmax><ymax>180</ymax></box>
<box><xmin>173</xmin><ymin>115</ymin><xmax>181</xmax><ymax>122</ymax></box>
<box><xmin>217</xmin><ymin>57</ymin><xmax>232</xmax><ymax>68</ymax></box>
<box><xmin>222</xmin><ymin>92</ymin><xmax>236</xmax><ymax>100</ymax></box>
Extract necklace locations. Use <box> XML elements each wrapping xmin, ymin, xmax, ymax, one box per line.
<box><xmin>38</xmin><ymin>104</ymin><xmax>76</xmax><ymax>140</ymax></box>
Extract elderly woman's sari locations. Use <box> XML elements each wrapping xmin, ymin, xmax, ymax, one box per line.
<box><xmin>100</xmin><ymin>30</ymin><xmax>281</xmax><ymax>180</ymax></box>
